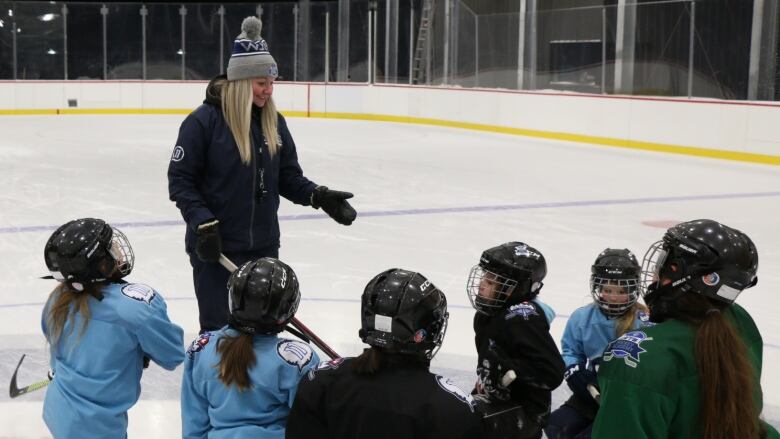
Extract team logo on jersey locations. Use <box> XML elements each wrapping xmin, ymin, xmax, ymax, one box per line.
<box><xmin>702</xmin><ymin>272</ymin><xmax>720</xmax><ymax>286</ymax></box>
<box><xmin>308</xmin><ymin>357</ymin><xmax>345</xmax><ymax>380</ymax></box>
<box><xmin>603</xmin><ymin>331</ymin><xmax>653</xmax><ymax>368</ymax></box>
<box><xmin>121</xmin><ymin>283</ymin><xmax>156</xmax><ymax>305</ymax></box>
<box><xmin>504</xmin><ymin>302</ymin><xmax>538</xmax><ymax>321</ymax></box>
<box><xmin>636</xmin><ymin>311</ymin><xmax>655</xmax><ymax>328</ymax></box>
<box><xmin>186</xmin><ymin>332</ymin><xmax>212</xmax><ymax>359</ymax></box>
<box><xmin>435</xmin><ymin>375</ymin><xmax>476</xmax><ymax>412</ymax></box>
<box><xmin>314</xmin><ymin>357</ymin><xmax>345</xmax><ymax>371</ymax></box>
<box><xmin>170</xmin><ymin>145</ymin><xmax>184</xmax><ymax>162</ymax></box>
<box><xmin>414</xmin><ymin>329</ymin><xmax>427</xmax><ymax>343</ymax></box>
<box><xmin>277</xmin><ymin>340</ymin><xmax>313</xmax><ymax>371</ymax></box>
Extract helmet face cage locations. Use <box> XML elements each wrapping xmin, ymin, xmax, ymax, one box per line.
<box><xmin>590</xmin><ymin>276</ymin><xmax>639</xmax><ymax>317</ymax></box>
<box><xmin>640</xmin><ymin>240</ymin><xmax>667</xmax><ymax>298</ymax></box>
<box><xmin>466</xmin><ymin>265</ymin><xmax>518</xmax><ymax>315</ymax></box>
<box><xmin>108</xmin><ymin>227</ymin><xmax>134</xmax><ymax>278</ymax></box>
<box><xmin>426</xmin><ymin>307</ymin><xmax>449</xmax><ymax>360</ymax></box>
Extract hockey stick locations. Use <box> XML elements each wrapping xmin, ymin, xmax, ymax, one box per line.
<box><xmin>500</xmin><ymin>370</ymin><xmax>517</xmax><ymax>387</ymax></box>
<box><xmin>9</xmin><ymin>354</ymin><xmax>51</xmax><ymax>398</ymax></box>
<box><xmin>218</xmin><ymin>254</ymin><xmax>340</xmax><ymax>360</ymax></box>
<box><xmin>587</xmin><ymin>384</ymin><xmax>601</xmax><ymax>404</ymax></box>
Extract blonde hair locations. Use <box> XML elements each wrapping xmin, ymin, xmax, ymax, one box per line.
<box><xmin>614</xmin><ymin>301</ymin><xmax>649</xmax><ymax>338</ymax></box>
<box><xmin>45</xmin><ymin>284</ymin><xmax>95</xmax><ymax>347</ymax></box>
<box><xmin>220</xmin><ymin>78</ymin><xmax>280</xmax><ymax>165</ymax></box>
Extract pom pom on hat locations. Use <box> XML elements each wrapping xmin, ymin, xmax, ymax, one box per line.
<box><xmin>227</xmin><ymin>16</ymin><xmax>278</xmax><ymax>81</ymax></box>
<box><xmin>239</xmin><ymin>16</ymin><xmax>263</xmax><ymax>40</ymax></box>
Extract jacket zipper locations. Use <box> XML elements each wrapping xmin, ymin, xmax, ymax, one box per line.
<box><xmin>249</xmin><ymin>136</ymin><xmax>257</xmax><ymax>248</ymax></box>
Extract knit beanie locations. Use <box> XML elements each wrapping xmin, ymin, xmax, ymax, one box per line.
<box><xmin>226</xmin><ymin>16</ymin><xmax>278</xmax><ymax>81</ymax></box>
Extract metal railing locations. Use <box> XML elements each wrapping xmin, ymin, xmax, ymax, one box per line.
<box><xmin>0</xmin><ymin>0</ymin><xmax>775</xmax><ymax>100</ymax></box>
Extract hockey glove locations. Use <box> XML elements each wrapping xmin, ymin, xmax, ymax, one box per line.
<box><xmin>564</xmin><ymin>363</ymin><xmax>599</xmax><ymax>403</ymax></box>
<box><xmin>143</xmin><ymin>356</ymin><xmax>151</xmax><ymax>369</ymax></box>
<box><xmin>311</xmin><ymin>186</ymin><xmax>357</xmax><ymax>226</ymax></box>
<box><xmin>475</xmin><ymin>342</ymin><xmax>514</xmax><ymax>401</ymax></box>
<box><xmin>195</xmin><ymin>219</ymin><xmax>221</xmax><ymax>263</ymax></box>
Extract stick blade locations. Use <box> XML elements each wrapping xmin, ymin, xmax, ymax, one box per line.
<box><xmin>9</xmin><ymin>354</ymin><xmax>26</xmax><ymax>398</ymax></box>
<box><xmin>9</xmin><ymin>354</ymin><xmax>52</xmax><ymax>398</ymax></box>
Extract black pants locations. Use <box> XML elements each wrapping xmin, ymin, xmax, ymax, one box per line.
<box><xmin>544</xmin><ymin>394</ymin><xmax>596</xmax><ymax>439</ymax></box>
<box><xmin>189</xmin><ymin>245</ymin><xmax>279</xmax><ymax>333</ymax></box>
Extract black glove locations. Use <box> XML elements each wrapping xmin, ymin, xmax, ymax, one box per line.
<box><xmin>143</xmin><ymin>356</ymin><xmax>151</xmax><ymax>369</ymax></box>
<box><xmin>564</xmin><ymin>363</ymin><xmax>598</xmax><ymax>403</ymax></box>
<box><xmin>475</xmin><ymin>342</ymin><xmax>514</xmax><ymax>401</ymax></box>
<box><xmin>311</xmin><ymin>186</ymin><xmax>357</xmax><ymax>226</ymax></box>
<box><xmin>195</xmin><ymin>219</ymin><xmax>221</xmax><ymax>263</ymax></box>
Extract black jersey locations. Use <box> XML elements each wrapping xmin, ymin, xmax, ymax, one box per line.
<box><xmin>287</xmin><ymin>355</ymin><xmax>484</xmax><ymax>439</ymax></box>
<box><xmin>473</xmin><ymin>299</ymin><xmax>565</xmax><ymax>428</ymax></box>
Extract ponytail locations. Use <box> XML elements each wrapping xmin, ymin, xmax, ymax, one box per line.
<box><xmin>678</xmin><ymin>294</ymin><xmax>760</xmax><ymax>438</ymax></box>
<box><xmin>352</xmin><ymin>347</ymin><xmax>384</xmax><ymax>375</ymax></box>
<box><xmin>45</xmin><ymin>283</ymin><xmax>95</xmax><ymax>348</ymax></box>
<box><xmin>216</xmin><ymin>332</ymin><xmax>257</xmax><ymax>391</ymax></box>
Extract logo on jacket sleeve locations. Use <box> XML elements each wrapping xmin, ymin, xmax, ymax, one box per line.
<box><xmin>121</xmin><ymin>283</ymin><xmax>156</xmax><ymax>305</ymax></box>
<box><xmin>603</xmin><ymin>330</ymin><xmax>653</xmax><ymax>368</ymax></box>
<box><xmin>170</xmin><ymin>145</ymin><xmax>184</xmax><ymax>162</ymax></box>
<box><xmin>186</xmin><ymin>332</ymin><xmax>212</xmax><ymax>359</ymax></box>
<box><xmin>505</xmin><ymin>302</ymin><xmax>538</xmax><ymax>321</ymax></box>
<box><xmin>435</xmin><ymin>375</ymin><xmax>476</xmax><ymax>412</ymax></box>
<box><xmin>277</xmin><ymin>340</ymin><xmax>313</xmax><ymax>371</ymax></box>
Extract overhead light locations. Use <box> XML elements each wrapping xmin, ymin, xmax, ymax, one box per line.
<box><xmin>0</xmin><ymin>19</ymin><xmax>4</xmax><ymax>28</ymax></box>
<box><xmin>39</xmin><ymin>13</ymin><xmax>57</xmax><ymax>22</ymax></box>
<box><xmin>177</xmin><ymin>49</ymin><xmax>184</xmax><ymax>55</ymax></box>
<box><xmin>17</xmin><ymin>27</ymin><xmax>21</xmax><ymax>33</ymax></box>
<box><xmin>8</xmin><ymin>9</ymin><xmax>12</xmax><ymax>17</ymax></box>
<box><xmin>47</xmin><ymin>49</ymin><xmax>56</xmax><ymax>55</ymax></box>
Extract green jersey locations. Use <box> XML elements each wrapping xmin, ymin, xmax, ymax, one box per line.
<box><xmin>592</xmin><ymin>303</ymin><xmax>779</xmax><ymax>438</ymax></box>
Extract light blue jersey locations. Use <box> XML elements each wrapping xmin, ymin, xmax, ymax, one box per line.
<box><xmin>561</xmin><ymin>303</ymin><xmax>651</xmax><ymax>369</ymax></box>
<box><xmin>41</xmin><ymin>282</ymin><xmax>185</xmax><ymax>439</ymax></box>
<box><xmin>181</xmin><ymin>328</ymin><xmax>320</xmax><ymax>439</ymax></box>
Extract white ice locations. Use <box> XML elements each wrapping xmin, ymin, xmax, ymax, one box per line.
<box><xmin>0</xmin><ymin>115</ymin><xmax>778</xmax><ymax>437</ymax></box>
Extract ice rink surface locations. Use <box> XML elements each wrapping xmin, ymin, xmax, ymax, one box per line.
<box><xmin>1</xmin><ymin>114</ymin><xmax>778</xmax><ymax>437</ymax></box>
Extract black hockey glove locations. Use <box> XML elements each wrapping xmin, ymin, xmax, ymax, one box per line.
<box><xmin>564</xmin><ymin>363</ymin><xmax>599</xmax><ymax>403</ymax></box>
<box><xmin>143</xmin><ymin>355</ymin><xmax>151</xmax><ymax>369</ymax></box>
<box><xmin>195</xmin><ymin>219</ymin><xmax>221</xmax><ymax>263</ymax></box>
<box><xmin>311</xmin><ymin>186</ymin><xmax>357</xmax><ymax>226</ymax></box>
<box><xmin>475</xmin><ymin>342</ymin><xmax>515</xmax><ymax>401</ymax></box>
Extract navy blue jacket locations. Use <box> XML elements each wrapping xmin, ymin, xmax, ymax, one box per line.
<box><xmin>168</xmin><ymin>78</ymin><xmax>317</xmax><ymax>253</ymax></box>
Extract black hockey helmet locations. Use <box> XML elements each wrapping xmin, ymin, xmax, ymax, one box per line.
<box><xmin>359</xmin><ymin>268</ymin><xmax>449</xmax><ymax>360</ymax></box>
<box><xmin>44</xmin><ymin>218</ymin><xmax>134</xmax><ymax>291</ymax></box>
<box><xmin>641</xmin><ymin>219</ymin><xmax>758</xmax><ymax>319</ymax></box>
<box><xmin>467</xmin><ymin>242</ymin><xmax>546</xmax><ymax>315</ymax></box>
<box><xmin>590</xmin><ymin>248</ymin><xmax>641</xmax><ymax>318</ymax></box>
<box><xmin>227</xmin><ymin>257</ymin><xmax>300</xmax><ymax>334</ymax></box>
